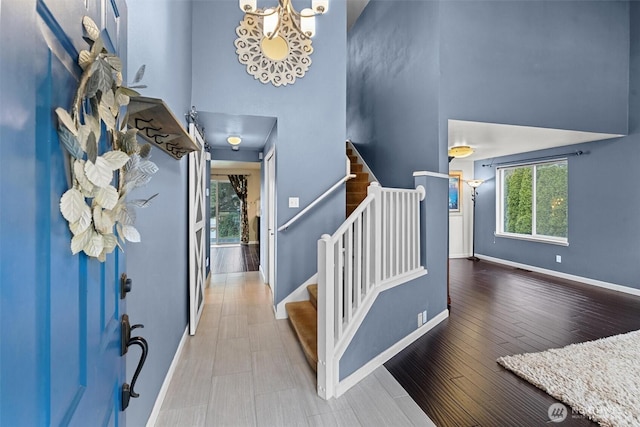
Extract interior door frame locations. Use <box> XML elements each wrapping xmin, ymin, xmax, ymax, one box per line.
<box><xmin>264</xmin><ymin>148</ymin><xmax>276</xmax><ymax>298</ymax></box>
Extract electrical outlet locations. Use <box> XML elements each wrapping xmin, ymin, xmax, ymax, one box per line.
<box><xmin>417</xmin><ymin>312</ymin><xmax>423</xmax><ymax>328</ymax></box>
<box><xmin>288</xmin><ymin>197</ymin><xmax>299</xmax><ymax>208</ymax></box>
<box><xmin>556</xmin><ymin>255</ymin><xmax>562</xmax><ymax>263</ymax></box>
<box><xmin>422</xmin><ymin>310</ymin><xmax>427</xmax><ymax>324</ymax></box>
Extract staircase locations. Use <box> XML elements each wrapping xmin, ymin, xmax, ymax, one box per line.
<box><xmin>346</xmin><ymin>144</ymin><xmax>370</xmax><ymax>217</ymax></box>
<box><xmin>286</xmin><ymin>143</ymin><xmax>371</xmax><ymax>374</ymax></box>
<box><xmin>283</xmin><ymin>143</ymin><xmax>426</xmax><ymax>398</ymax></box>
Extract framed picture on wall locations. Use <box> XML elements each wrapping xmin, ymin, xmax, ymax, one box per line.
<box><xmin>449</xmin><ymin>171</ymin><xmax>462</xmax><ymax>212</ymax></box>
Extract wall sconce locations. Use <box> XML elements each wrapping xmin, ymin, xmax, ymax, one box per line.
<box><xmin>466</xmin><ymin>179</ymin><xmax>483</xmax><ymax>262</ymax></box>
<box><xmin>239</xmin><ymin>0</ymin><xmax>328</xmax><ymax>39</ymax></box>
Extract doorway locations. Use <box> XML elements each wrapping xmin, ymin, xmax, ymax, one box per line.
<box><xmin>210</xmin><ymin>179</ymin><xmax>242</xmax><ymax>245</ymax></box>
<box><xmin>209</xmin><ymin>161</ymin><xmax>262</xmax><ymax>274</ymax></box>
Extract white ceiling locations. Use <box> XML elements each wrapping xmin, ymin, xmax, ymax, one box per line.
<box><xmin>211</xmin><ymin>160</ymin><xmax>261</xmax><ymax>170</ymax></box>
<box><xmin>448</xmin><ymin>119</ymin><xmax>623</xmax><ymax>162</ymax></box>
<box><xmin>199</xmin><ymin>112</ymin><xmax>276</xmax><ymax>151</ymax></box>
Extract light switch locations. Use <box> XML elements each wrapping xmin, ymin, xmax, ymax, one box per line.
<box><xmin>289</xmin><ymin>197</ymin><xmax>299</xmax><ymax>208</ymax></box>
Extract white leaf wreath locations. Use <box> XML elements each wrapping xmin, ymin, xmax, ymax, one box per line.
<box><xmin>57</xmin><ymin>16</ymin><xmax>158</xmax><ymax>262</ymax></box>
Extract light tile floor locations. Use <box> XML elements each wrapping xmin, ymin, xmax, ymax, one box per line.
<box><xmin>155</xmin><ymin>272</ymin><xmax>436</xmax><ymax>427</ymax></box>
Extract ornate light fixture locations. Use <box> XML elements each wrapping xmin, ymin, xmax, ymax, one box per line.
<box><xmin>239</xmin><ymin>0</ymin><xmax>328</xmax><ymax>39</ymax></box>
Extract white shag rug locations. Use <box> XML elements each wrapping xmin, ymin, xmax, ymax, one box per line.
<box><xmin>497</xmin><ymin>330</ymin><xmax>640</xmax><ymax>427</ymax></box>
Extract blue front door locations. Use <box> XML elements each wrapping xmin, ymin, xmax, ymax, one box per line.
<box><xmin>1</xmin><ymin>0</ymin><xmax>128</xmax><ymax>425</ymax></box>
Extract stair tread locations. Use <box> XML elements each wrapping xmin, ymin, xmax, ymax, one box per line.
<box><xmin>353</xmin><ymin>172</ymin><xmax>369</xmax><ymax>182</ymax></box>
<box><xmin>285</xmin><ymin>301</ymin><xmax>318</xmax><ymax>372</ymax></box>
<box><xmin>350</xmin><ymin>163</ymin><xmax>363</xmax><ymax>173</ymax></box>
<box><xmin>307</xmin><ymin>284</ymin><xmax>318</xmax><ymax>309</ymax></box>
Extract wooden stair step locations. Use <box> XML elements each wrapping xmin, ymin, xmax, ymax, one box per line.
<box><xmin>353</xmin><ymin>172</ymin><xmax>369</xmax><ymax>182</ymax></box>
<box><xmin>347</xmin><ymin>191</ymin><xmax>368</xmax><ymax>204</ymax></box>
<box><xmin>350</xmin><ymin>163</ymin><xmax>363</xmax><ymax>173</ymax></box>
<box><xmin>285</xmin><ymin>301</ymin><xmax>318</xmax><ymax>372</ymax></box>
<box><xmin>346</xmin><ymin>148</ymin><xmax>353</xmax><ymax>155</ymax></box>
<box><xmin>307</xmin><ymin>284</ymin><xmax>318</xmax><ymax>310</ymax></box>
<box><xmin>347</xmin><ymin>203</ymin><xmax>360</xmax><ymax>216</ymax></box>
<box><xmin>347</xmin><ymin>181</ymin><xmax>369</xmax><ymax>193</ymax></box>
<box><xmin>348</xmin><ymin>154</ymin><xmax>358</xmax><ymax>163</ymax></box>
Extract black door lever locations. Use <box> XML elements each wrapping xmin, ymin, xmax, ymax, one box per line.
<box><xmin>120</xmin><ymin>314</ymin><xmax>148</xmax><ymax>411</ymax></box>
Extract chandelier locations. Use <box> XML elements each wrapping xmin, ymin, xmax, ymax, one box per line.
<box><xmin>239</xmin><ymin>0</ymin><xmax>329</xmax><ymax>39</ymax></box>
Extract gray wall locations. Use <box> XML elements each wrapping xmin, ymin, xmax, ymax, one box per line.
<box><xmin>343</xmin><ymin>1</ymin><xmax>447</xmax><ymax>379</ymax></box>
<box><xmin>343</xmin><ymin>0</ymin><xmax>635</xmax><ymax>378</ymax></box>
<box><xmin>347</xmin><ymin>1</ymin><xmax>441</xmax><ymax>189</ymax></box>
<box><xmin>191</xmin><ymin>0</ymin><xmax>347</xmax><ymax>304</ymax></box>
<box><xmin>126</xmin><ymin>1</ymin><xmax>193</xmax><ymax>425</ymax></box>
<box><xmin>474</xmin><ymin>2</ymin><xmax>640</xmax><ymax>290</ymax></box>
<box><xmin>439</xmin><ymin>0</ymin><xmax>629</xmax><ymax>136</ymax></box>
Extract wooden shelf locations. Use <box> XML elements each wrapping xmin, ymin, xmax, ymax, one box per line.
<box><xmin>127</xmin><ymin>96</ymin><xmax>200</xmax><ymax>160</ymax></box>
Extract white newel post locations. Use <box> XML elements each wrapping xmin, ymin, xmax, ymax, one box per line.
<box><xmin>368</xmin><ymin>182</ymin><xmax>382</xmax><ymax>288</ymax></box>
<box><xmin>317</xmin><ymin>234</ymin><xmax>335</xmax><ymax>399</ymax></box>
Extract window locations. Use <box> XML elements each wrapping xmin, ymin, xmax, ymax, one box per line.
<box><xmin>210</xmin><ymin>179</ymin><xmax>241</xmax><ymax>245</ymax></box>
<box><xmin>496</xmin><ymin>159</ymin><xmax>568</xmax><ymax>245</ymax></box>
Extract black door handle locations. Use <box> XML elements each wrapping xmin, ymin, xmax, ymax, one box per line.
<box><xmin>122</xmin><ymin>335</ymin><xmax>148</xmax><ymax>410</ymax></box>
<box><xmin>120</xmin><ymin>314</ymin><xmax>149</xmax><ymax>411</ymax></box>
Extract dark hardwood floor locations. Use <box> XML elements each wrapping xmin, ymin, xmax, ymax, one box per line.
<box><xmin>386</xmin><ymin>259</ymin><xmax>640</xmax><ymax>427</ymax></box>
<box><xmin>210</xmin><ymin>244</ymin><xmax>259</xmax><ymax>274</ymax></box>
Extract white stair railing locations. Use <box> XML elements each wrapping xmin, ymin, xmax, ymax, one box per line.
<box><xmin>317</xmin><ymin>182</ymin><xmax>426</xmax><ymax>399</ymax></box>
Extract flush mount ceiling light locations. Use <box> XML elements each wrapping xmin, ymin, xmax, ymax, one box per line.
<box><xmin>227</xmin><ymin>136</ymin><xmax>242</xmax><ymax>146</ymax></box>
<box><xmin>239</xmin><ymin>0</ymin><xmax>328</xmax><ymax>39</ymax></box>
<box><xmin>448</xmin><ymin>145</ymin><xmax>474</xmax><ymax>159</ymax></box>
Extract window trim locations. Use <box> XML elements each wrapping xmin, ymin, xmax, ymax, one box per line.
<box><xmin>495</xmin><ymin>158</ymin><xmax>568</xmax><ymax>245</ymax></box>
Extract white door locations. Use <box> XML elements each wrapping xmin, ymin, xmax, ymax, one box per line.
<box><xmin>188</xmin><ymin>123</ymin><xmax>207</xmax><ymax>335</ymax></box>
<box><xmin>265</xmin><ymin>149</ymin><xmax>276</xmax><ymax>295</ymax></box>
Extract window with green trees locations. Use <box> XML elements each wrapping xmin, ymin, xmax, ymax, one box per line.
<box><xmin>497</xmin><ymin>160</ymin><xmax>568</xmax><ymax>243</ymax></box>
<box><xmin>210</xmin><ymin>180</ymin><xmax>241</xmax><ymax>244</ymax></box>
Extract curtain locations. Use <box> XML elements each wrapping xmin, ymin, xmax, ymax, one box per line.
<box><xmin>228</xmin><ymin>175</ymin><xmax>249</xmax><ymax>245</ymax></box>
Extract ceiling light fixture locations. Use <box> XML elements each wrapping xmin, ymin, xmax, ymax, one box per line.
<box><xmin>227</xmin><ymin>136</ymin><xmax>242</xmax><ymax>146</ymax></box>
<box><xmin>448</xmin><ymin>145</ymin><xmax>474</xmax><ymax>159</ymax></box>
<box><xmin>239</xmin><ymin>0</ymin><xmax>328</xmax><ymax>39</ymax></box>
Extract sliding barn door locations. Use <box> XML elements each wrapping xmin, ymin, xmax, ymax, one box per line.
<box><xmin>188</xmin><ymin>123</ymin><xmax>207</xmax><ymax>335</ymax></box>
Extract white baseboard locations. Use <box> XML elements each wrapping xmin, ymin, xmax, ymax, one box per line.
<box><xmin>274</xmin><ymin>273</ymin><xmax>318</xmax><ymax>319</ymax></box>
<box><xmin>449</xmin><ymin>253</ymin><xmax>469</xmax><ymax>259</ymax></box>
<box><xmin>259</xmin><ymin>265</ymin><xmax>266</xmax><ymax>283</ymax></box>
<box><xmin>146</xmin><ymin>326</ymin><xmax>189</xmax><ymax>427</ymax></box>
<box><xmin>249</xmin><ymin>240</ymin><xmax>259</xmax><ymax>245</ymax></box>
<box><xmin>334</xmin><ymin>309</ymin><xmax>449</xmax><ymax>398</ymax></box>
<box><xmin>477</xmin><ymin>254</ymin><xmax>640</xmax><ymax>297</ymax></box>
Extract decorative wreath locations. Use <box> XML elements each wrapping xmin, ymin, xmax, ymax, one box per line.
<box><xmin>234</xmin><ymin>12</ymin><xmax>313</xmax><ymax>87</ymax></box>
<box><xmin>56</xmin><ymin>16</ymin><xmax>158</xmax><ymax>261</ymax></box>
